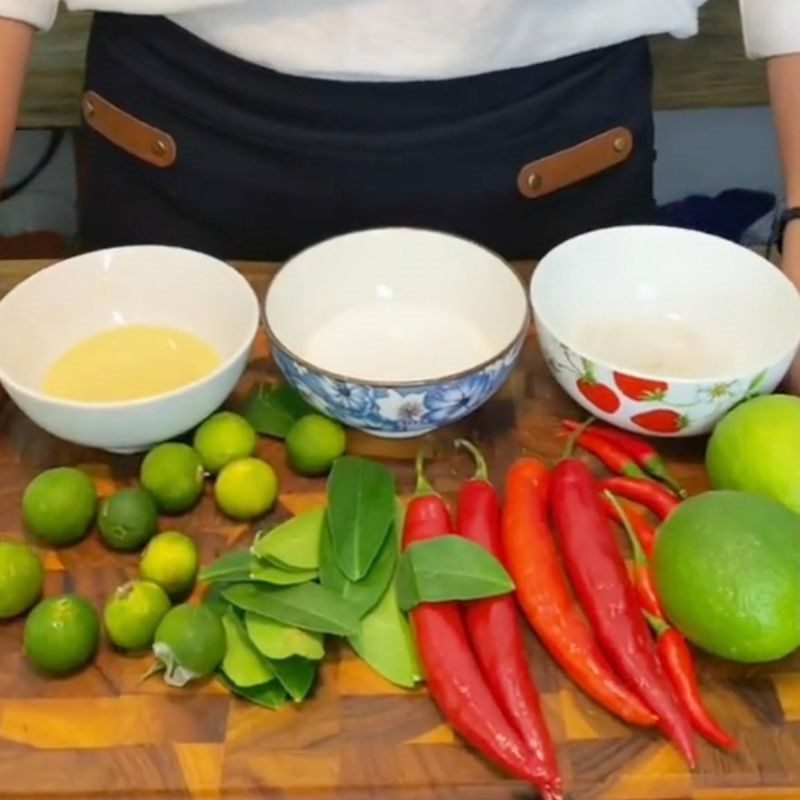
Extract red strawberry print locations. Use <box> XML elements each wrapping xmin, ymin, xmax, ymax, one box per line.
<box><xmin>575</xmin><ymin>361</ymin><xmax>621</xmax><ymax>414</ymax></box>
<box><xmin>614</xmin><ymin>373</ymin><xmax>669</xmax><ymax>402</ymax></box>
<box><xmin>631</xmin><ymin>409</ymin><xmax>688</xmax><ymax>434</ymax></box>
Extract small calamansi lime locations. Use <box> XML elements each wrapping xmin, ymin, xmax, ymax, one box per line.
<box><xmin>140</xmin><ymin>443</ymin><xmax>204</xmax><ymax>514</ymax></box>
<box><xmin>0</xmin><ymin>541</ymin><xmax>44</xmax><ymax>619</ymax></box>
<box><xmin>24</xmin><ymin>594</ymin><xmax>99</xmax><ymax>674</ymax></box>
<box><xmin>285</xmin><ymin>414</ymin><xmax>346</xmax><ymax>476</ymax></box>
<box><xmin>140</xmin><ymin>531</ymin><xmax>199</xmax><ymax>598</ymax></box>
<box><xmin>22</xmin><ymin>467</ymin><xmax>97</xmax><ymax>546</ymax></box>
<box><xmin>152</xmin><ymin>603</ymin><xmax>226</xmax><ymax>686</ymax></box>
<box><xmin>98</xmin><ymin>487</ymin><xmax>159</xmax><ymax>552</ymax></box>
<box><xmin>214</xmin><ymin>458</ymin><xmax>278</xmax><ymax>520</ymax></box>
<box><xmin>193</xmin><ymin>412</ymin><xmax>257</xmax><ymax>475</ymax></box>
<box><xmin>104</xmin><ymin>580</ymin><xmax>171</xmax><ymax>651</ymax></box>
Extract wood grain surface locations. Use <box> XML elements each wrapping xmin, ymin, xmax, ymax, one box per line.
<box><xmin>19</xmin><ymin>0</ymin><xmax>765</xmax><ymax>129</ymax></box>
<box><xmin>0</xmin><ymin>260</ymin><xmax>798</xmax><ymax>800</ymax></box>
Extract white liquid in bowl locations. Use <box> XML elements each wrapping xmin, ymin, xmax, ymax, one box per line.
<box><xmin>302</xmin><ymin>299</ymin><xmax>496</xmax><ymax>382</ymax></box>
<box><xmin>572</xmin><ymin>314</ymin><xmax>737</xmax><ymax>379</ymax></box>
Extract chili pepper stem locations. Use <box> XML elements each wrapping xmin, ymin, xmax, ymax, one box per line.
<box><xmin>454</xmin><ymin>438</ymin><xmax>489</xmax><ymax>482</ymax></box>
<box><xmin>643</xmin><ymin>610</ymin><xmax>670</xmax><ymax>636</ymax></box>
<box><xmin>414</xmin><ymin>451</ymin><xmax>438</xmax><ymax>498</ymax></box>
<box><xmin>647</xmin><ymin>458</ymin><xmax>689</xmax><ymax>499</ymax></box>
<box><xmin>605</xmin><ymin>491</ymin><xmax>647</xmax><ymax>568</ymax></box>
<box><xmin>560</xmin><ymin>416</ymin><xmax>596</xmax><ymax>461</ymax></box>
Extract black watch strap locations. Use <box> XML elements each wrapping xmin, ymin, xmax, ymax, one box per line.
<box><xmin>773</xmin><ymin>206</ymin><xmax>800</xmax><ymax>255</ymax></box>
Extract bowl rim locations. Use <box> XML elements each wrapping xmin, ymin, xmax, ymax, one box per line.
<box><xmin>530</xmin><ymin>224</ymin><xmax>800</xmax><ymax>385</ymax></box>
<box><xmin>0</xmin><ymin>245</ymin><xmax>261</xmax><ymax>410</ymax></box>
<box><xmin>263</xmin><ymin>227</ymin><xmax>531</xmax><ymax>387</ymax></box>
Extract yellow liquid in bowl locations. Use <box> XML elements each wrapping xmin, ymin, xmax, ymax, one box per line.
<box><xmin>42</xmin><ymin>324</ymin><xmax>221</xmax><ymax>403</ymax></box>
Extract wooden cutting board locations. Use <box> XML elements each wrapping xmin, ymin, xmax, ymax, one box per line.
<box><xmin>0</xmin><ymin>261</ymin><xmax>798</xmax><ymax>800</ymax></box>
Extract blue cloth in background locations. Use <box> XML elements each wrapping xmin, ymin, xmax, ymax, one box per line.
<box><xmin>656</xmin><ymin>189</ymin><xmax>775</xmax><ymax>244</ymax></box>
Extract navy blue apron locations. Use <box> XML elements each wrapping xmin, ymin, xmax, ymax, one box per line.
<box><xmin>81</xmin><ymin>13</ymin><xmax>656</xmax><ymax>261</ymax></box>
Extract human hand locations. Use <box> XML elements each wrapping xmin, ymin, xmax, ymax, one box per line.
<box><xmin>781</xmin><ymin>220</ymin><xmax>800</xmax><ymax>395</ymax></box>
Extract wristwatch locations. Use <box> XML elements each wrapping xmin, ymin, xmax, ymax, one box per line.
<box><xmin>772</xmin><ymin>206</ymin><xmax>800</xmax><ymax>255</ymax></box>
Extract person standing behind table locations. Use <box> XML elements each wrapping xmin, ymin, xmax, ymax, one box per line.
<box><xmin>0</xmin><ymin>2</ymin><xmax>798</xmax><ymax>390</ymax></box>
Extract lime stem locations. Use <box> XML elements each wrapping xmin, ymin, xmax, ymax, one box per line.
<box><xmin>454</xmin><ymin>439</ymin><xmax>489</xmax><ymax>482</ymax></box>
<box><xmin>414</xmin><ymin>450</ymin><xmax>437</xmax><ymax>497</ymax></box>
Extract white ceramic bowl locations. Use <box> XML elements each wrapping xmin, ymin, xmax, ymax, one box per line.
<box><xmin>265</xmin><ymin>228</ymin><xmax>529</xmax><ymax>437</ymax></box>
<box><xmin>531</xmin><ymin>225</ymin><xmax>800</xmax><ymax>436</ymax></box>
<box><xmin>0</xmin><ymin>245</ymin><xmax>259</xmax><ymax>452</ymax></box>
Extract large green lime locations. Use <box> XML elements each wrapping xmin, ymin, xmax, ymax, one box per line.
<box><xmin>140</xmin><ymin>443</ymin><xmax>204</xmax><ymax>514</ymax></box>
<box><xmin>285</xmin><ymin>414</ymin><xmax>346</xmax><ymax>476</ymax></box>
<box><xmin>193</xmin><ymin>412</ymin><xmax>257</xmax><ymax>475</ymax></box>
<box><xmin>654</xmin><ymin>490</ymin><xmax>800</xmax><ymax>663</ymax></box>
<box><xmin>24</xmin><ymin>594</ymin><xmax>100</xmax><ymax>674</ymax></box>
<box><xmin>0</xmin><ymin>541</ymin><xmax>44</xmax><ymax>619</ymax></box>
<box><xmin>22</xmin><ymin>467</ymin><xmax>97</xmax><ymax>546</ymax></box>
<box><xmin>98</xmin><ymin>488</ymin><xmax>159</xmax><ymax>552</ymax></box>
<box><xmin>706</xmin><ymin>394</ymin><xmax>800</xmax><ymax>513</ymax></box>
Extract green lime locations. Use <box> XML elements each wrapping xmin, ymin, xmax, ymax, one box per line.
<box><xmin>193</xmin><ymin>412</ymin><xmax>257</xmax><ymax>475</ymax></box>
<box><xmin>214</xmin><ymin>458</ymin><xmax>278</xmax><ymax>520</ymax></box>
<box><xmin>140</xmin><ymin>443</ymin><xmax>204</xmax><ymax>514</ymax></box>
<box><xmin>24</xmin><ymin>594</ymin><xmax>99</xmax><ymax>674</ymax></box>
<box><xmin>654</xmin><ymin>490</ymin><xmax>800</xmax><ymax>663</ymax></box>
<box><xmin>140</xmin><ymin>531</ymin><xmax>199</xmax><ymax>597</ymax></box>
<box><xmin>285</xmin><ymin>414</ymin><xmax>346</xmax><ymax>476</ymax></box>
<box><xmin>104</xmin><ymin>580</ymin><xmax>171</xmax><ymax>651</ymax></box>
<box><xmin>98</xmin><ymin>488</ymin><xmax>159</xmax><ymax>552</ymax></box>
<box><xmin>152</xmin><ymin>603</ymin><xmax>226</xmax><ymax>686</ymax></box>
<box><xmin>0</xmin><ymin>541</ymin><xmax>44</xmax><ymax>619</ymax></box>
<box><xmin>707</xmin><ymin>394</ymin><xmax>800</xmax><ymax>513</ymax></box>
<box><xmin>22</xmin><ymin>467</ymin><xmax>97</xmax><ymax>546</ymax></box>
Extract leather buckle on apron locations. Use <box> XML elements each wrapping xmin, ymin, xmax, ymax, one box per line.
<box><xmin>517</xmin><ymin>126</ymin><xmax>633</xmax><ymax>200</ymax></box>
<box><xmin>81</xmin><ymin>91</ymin><xmax>177</xmax><ymax>168</ymax></box>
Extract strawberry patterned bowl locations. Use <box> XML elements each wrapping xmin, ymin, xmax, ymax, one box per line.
<box><xmin>530</xmin><ymin>225</ymin><xmax>800</xmax><ymax>437</ymax></box>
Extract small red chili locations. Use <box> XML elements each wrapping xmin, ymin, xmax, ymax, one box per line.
<box><xmin>599</xmin><ymin>493</ymin><xmax>657</xmax><ymax>557</ymax></box>
<box><xmin>596</xmin><ymin>476</ymin><xmax>681</xmax><ymax>520</ymax></box>
<box><xmin>563</xmin><ymin>420</ymin><xmax>686</xmax><ymax>497</ymax></box>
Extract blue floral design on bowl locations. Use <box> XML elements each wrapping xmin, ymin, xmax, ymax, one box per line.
<box><xmin>271</xmin><ymin>336</ymin><xmax>524</xmax><ymax>438</ymax></box>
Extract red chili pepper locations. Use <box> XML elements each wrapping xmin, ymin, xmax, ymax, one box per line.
<box><xmin>551</xmin><ymin>459</ymin><xmax>696</xmax><ymax>767</ymax></box>
<box><xmin>604</xmin><ymin>492</ymin><xmax>663</xmax><ymax>618</ymax></box>
<box><xmin>646</xmin><ymin>615</ymin><xmax>738</xmax><ymax>752</ymax></box>
<box><xmin>599</xmin><ymin>493</ymin><xmax>657</xmax><ymax>557</ymax></box>
<box><xmin>563</xmin><ymin>420</ymin><xmax>687</xmax><ymax>498</ymax></box>
<box><xmin>403</xmin><ymin>454</ymin><xmax>544</xmax><ymax>787</ymax></box>
<box><xmin>596</xmin><ymin>476</ymin><xmax>681</xmax><ymax>520</ymax></box>
<box><xmin>502</xmin><ymin>457</ymin><xmax>656</xmax><ymax>728</ymax></box>
<box><xmin>455</xmin><ymin>441</ymin><xmax>562</xmax><ymax>800</ymax></box>
<box><xmin>565</xmin><ymin>426</ymin><xmax>649</xmax><ymax>479</ymax></box>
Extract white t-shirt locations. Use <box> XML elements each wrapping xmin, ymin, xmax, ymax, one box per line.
<box><xmin>2</xmin><ymin>0</ymin><xmax>799</xmax><ymax>81</ymax></box>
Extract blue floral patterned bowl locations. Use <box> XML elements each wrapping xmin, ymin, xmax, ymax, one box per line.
<box><xmin>265</xmin><ymin>228</ymin><xmax>529</xmax><ymax>438</ymax></box>
<box><xmin>531</xmin><ymin>226</ymin><xmax>800</xmax><ymax>436</ymax></box>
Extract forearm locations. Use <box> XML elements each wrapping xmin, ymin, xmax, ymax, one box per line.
<box><xmin>0</xmin><ymin>17</ymin><xmax>34</xmax><ymax>187</ymax></box>
<box><xmin>768</xmin><ymin>55</ymin><xmax>800</xmax><ymax>283</ymax></box>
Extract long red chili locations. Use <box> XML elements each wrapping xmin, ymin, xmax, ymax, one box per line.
<box><xmin>551</xmin><ymin>459</ymin><xmax>696</xmax><ymax>767</ymax></box>
<box><xmin>563</xmin><ymin>420</ymin><xmax>686</xmax><ymax>497</ymax></box>
<box><xmin>403</xmin><ymin>454</ymin><xmax>543</xmax><ymax>787</ymax></box>
<box><xmin>596</xmin><ymin>476</ymin><xmax>681</xmax><ymax>520</ymax></box>
<box><xmin>646</xmin><ymin>617</ymin><xmax>738</xmax><ymax>753</ymax></box>
<box><xmin>455</xmin><ymin>441</ymin><xmax>562</xmax><ymax>800</ymax></box>
<box><xmin>565</xmin><ymin>427</ymin><xmax>649</xmax><ymax>479</ymax></box>
<box><xmin>599</xmin><ymin>493</ymin><xmax>657</xmax><ymax>557</ymax></box>
<box><xmin>502</xmin><ymin>457</ymin><xmax>656</xmax><ymax>728</ymax></box>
